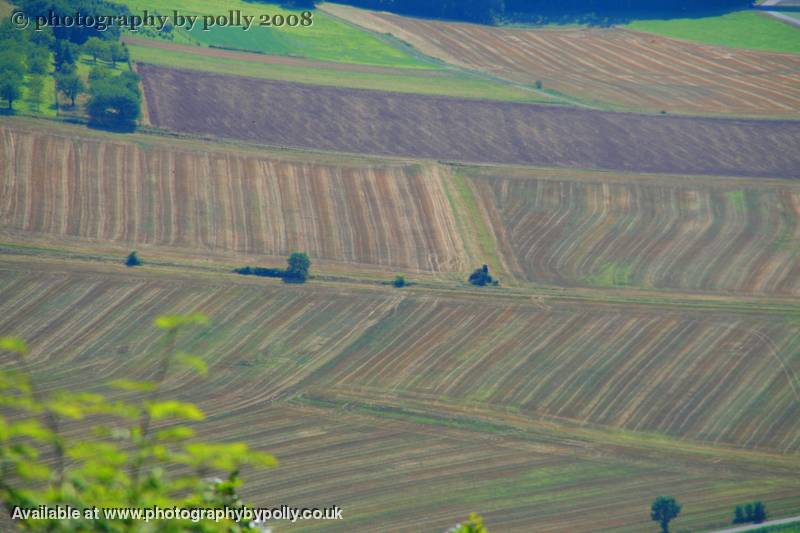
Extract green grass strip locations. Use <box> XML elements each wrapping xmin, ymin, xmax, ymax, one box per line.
<box><xmin>627</xmin><ymin>11</ymin><xmax>800</xmax><ymax>54</ymax></box>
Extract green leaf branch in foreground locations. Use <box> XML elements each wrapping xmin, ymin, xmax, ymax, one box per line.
<box><xmin>0</xmin><ymin>315</ymin><xmax>275</xmax><ymax>532</ymax></box>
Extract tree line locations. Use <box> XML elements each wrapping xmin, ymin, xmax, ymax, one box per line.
<box><xmin>1</xmin><ymin>0</ymin><xmax>141</xmax><ymax>130</ymax></box>
<box><xmin>327</xmin><ymin>0</ymin><xmax>753</xmax><ymax>24</ymax></box>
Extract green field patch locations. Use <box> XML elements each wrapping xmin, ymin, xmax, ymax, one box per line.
<box><xmin>76</xmin><ymin>54</ymin><xmax>131</xmax><ymax>77</ymax></box>
<box><xmin>127</xmin><ymin>43</ymin><xmax>547</xmax><ymax>103</ymax></box>
<box><xmin>117</xmin><ymin>0</ymin><xmax>430</xmax><ymax>68</ymax></box>
<box><xmin>725</xmin><ymin>189</ymin><xmax>747</xmax><ymax>215</ymax></box>
<box><xmin>626</xmin><ymin>11</ymin><xmax>800</xmax><ymax>54</ymax></box>
<box><xmin>17</xmin><ymin>72</ymin><xmax>57</xmax><ymax>117</ymax></box>
<box><xmin>586</xmin><ymin>261</ymin><xmax>633</xmax><ymax>287</ymax></box>
<box><xmin>445</xmin><ymin>171</ymin><xmax>506</xmax><ymax>277</ymax></box>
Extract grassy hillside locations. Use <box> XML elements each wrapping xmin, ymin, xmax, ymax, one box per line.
<box><xmin>115</xmin><ymin>0</ymin><xmax>431</xmax><ymax>68</ymax></box>
<box><xmin>125</xmin><ymin>40</ymin><xmax>549</xmax><ymax>103</ymax></box>
<box><xmin>626</xmin><ymin>11</ymin><xmax>800</xmax><ymax>54</ymax></box>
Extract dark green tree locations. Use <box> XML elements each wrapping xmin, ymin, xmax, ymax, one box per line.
<box><xmin>28</xmin><ymin>49</ymin><xmax>51</xmax><ymax>75</ymax></box>
<box><xmin>0</xmin><ymin>78</ymin><xmax>22</xmax><ymax>110</ymax></box>
<box><xmin>125</xmin><ymin>250</ymin><xmax>142</xmax><ymax>267</ymax></box>
<box><xmin>26</xmin><ymin>75</ymin><xmax>44</xmax><ymax>111</ymax></box>
<box><xmin>88</xmin><ymin>64</ymin><xmax>111</xmax><ymax>83</ymax></box>
<box><xmin>733</xmin><ymin>505</ymin><xmax>746</xmax><ymax>524</ymax></box>
<box><xmin>56</xmin><ymin>71</ymin><xmax>85</xmax><ymax>107</ymax></box>
<box><xmin>468</xmin><ymin>264</ymin><xmax>498</xmax><ymax>287</ymax></box>
<box><xmin>752</xmin><ymin>502</ymin><xmax>767</xmax><ymax>524</ymax></box>
<box><xmin>87</xmin><ymin>77</ymin><xmax>140</xmax><ymax>131</ymax></box>
<box><xmin>118</xmin><ymin>70</ymin><xmax>141</xmax><ymax>93</ymax></box>
<box><xmin>285</xmin><ymin>252</ymin><xmax>311</xmax><ymax>283</ymax></box>
<box><xmin>82</xmin><ymin>37</ymin><xmax>108</xmax><ymax>64</ymax></box>
<box><xmin>53</xmin><ymin>39</ymin><xmax>77</xmax><ymax>71</ymax></box>
<box><xmin>393</xmin><ymin>275</ymin><xmax>407</xmax><ymax>288</ymax></box>
<box><xmin>109</xmin><ymin>42</ymin><xmax>129</xmax><ymax>67</ymax></box>
<box><xmin>744</xmin><ymin>503</ymin><xmax>754</xmax><ymax>523</ymax></box>
<box><xmin>651</xmin><ymin>496</ymin><xmax>681</xmax><ymax>533</ymax></box>
<box><xmin>0</xmin><ymin>48</ymin><xmax>27</xmax><ymax>79</ymax></box>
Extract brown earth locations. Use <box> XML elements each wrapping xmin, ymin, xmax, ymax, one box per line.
<box><xmin>322</xmin><ymin>3</ymin><xmax>800</xmax><ymax>118</ymax></box>
<box><xmin>139</xmin><ymin>64</ymin><xmax>800</xmax><ymax>179</ymax></box>
<box><xmin>1</xmin><ymin>258</ymin><xmax>799</xmax><ymax>532</ymax></box>
<box><xmin>0</xmin><ymin>121</ymin><xmax>466</xmax><ymax>273</ymax></box>
<box><xmin>467</xmin><ymin>168</ymin><xmax>800</xmax><ymax>295</ymax></box>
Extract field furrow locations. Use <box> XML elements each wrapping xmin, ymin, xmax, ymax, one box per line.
<box><xmin>323</xmin><ymin>4</ymin><xmax>800</xmax><ymax>117</ymax></box>
<box><xmin>1</xmin><ymin>260</ymin><xmax>798</xmax><ymax>531</ymax></box>
<box><xmin>470</xmin><ymin>170</ymin><xmax>800</xmax><ymax>295</ymax></box>
<box><xmin>0</xmin><ymin>123</ymin><xmax>466</xmax><ymax>273</ymax></box>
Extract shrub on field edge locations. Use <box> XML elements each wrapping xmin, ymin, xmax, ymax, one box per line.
<box><xmin>234</xmin><ymin>252</ymin><xmax>312</xmax><ymax>284</ymax></box>
<box><xmin>468</xmin><ymin>265</ymin><xmax>499</xmax><ymax>287</ymax></box>
<box><xmin>125</xmin><ymin>250</ymin><xmax>142</xmax><ymax>267</ymax></box>
<box><xmin>733</xmin><ymin>501</ymin><xmax>767</xmax><ymax>524</ymax></box>
<box><xmin>234</xmin><ymin>266</ymin><xmax>285</xmax><ymax>278</ymax></box>
<box><xmin>651</xmin><ymin>496</ymin><xmax>681</xmax><ymax>533</ymax></box>
<box><xmin>285</xmin><ymin>252</ymin><xmax>311</xmax><ymax>283</ymax></box>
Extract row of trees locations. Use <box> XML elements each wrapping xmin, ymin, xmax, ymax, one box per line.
<box><xmin>235</xmin><ymin>252</ymin><xmax>312</xmax><ymax>284</ymax></box>
<box><xmin>733</xmin><ymin>501</ymin><xmax>768</xmax><ymax>525</ymax></box>
<box><xmin>330</xmin><ymin>0</ymin><xmax>752</xmax><ymax>24</ymax></box>
<box><xmin>233</xmin><ymin>258</ymin><xmax>501</xmax><ymax>288</ymax></box>
<box><xmin>82</xmin><ymin>36</ymin><xmax>129</xmax><ymax>66</ymax></box>
<box><xmin>651</xmin><ymin>496</ymin><xmax>769</xmax><ymax>532</ymax></box>
<box><xmin>0</xmin><ymin>19</ymin><xmax>53</xmax><ymax>111</ymax></box>
<box><xmin>3</xmin><ymin>0</ymin><xmax>141</xmax><ymax>131</ymax></box>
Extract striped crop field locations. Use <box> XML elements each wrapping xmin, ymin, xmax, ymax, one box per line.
<box><xmin>4</xmin><ymin>120</ymin><xmax>799</xmax><ymax>296</ymax></box>
<box><xmin>322</xmin><ymin>4</ymin><xmax>800</xmax><ymax>117</ymax></box>
<box><xmin>2</xmin><ymin>259</ymin><xmax>798</xmax><ymax>454</ymax></box>
<box><xmin>305</xmin><ymin>295</ymin><xmax>800</xmax><ymax>453</ymax></box>
<box><xmin>1</xmin><ymin>259</ymin><xmax>799</xmax><ymax>532</ymax></box>
<box><xmin>0</xmin><ymin>121</ymin><xmax>466</xmax><ymax>274</ymax></box>
<box><xmin>467</xmin><ymin>169</ymin><xmax>800</xmax><ymax>295</ymax></box>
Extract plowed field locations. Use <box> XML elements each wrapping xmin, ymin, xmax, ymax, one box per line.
<box><xmin>0</xmin><ymin>123</ymin><xmax>465</xmax><ymax>273</ymax></box>
<box><xmin>0</xmin><ymin>260</ymin><xmax>798</xmax><ymax>531</ymax></box>
<box><xmin>138</xmin><ymin>64</ymin><xmax>800</xmax><ymax>178</ymax></box>
<box><xmin>468</xmin><ymin>169</ymin><xmax>800</xmax><ymax>295</ymax></box>
<box><xmin>322</xmin><ymin>3</ymin><xmax>800</xmax><ymax>117</ymax></box>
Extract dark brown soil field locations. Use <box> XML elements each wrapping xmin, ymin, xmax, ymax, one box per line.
<box><xmin>139</xmin><ymin>64</ymin><xmax>800</xmax><ymax>179</ymax></box>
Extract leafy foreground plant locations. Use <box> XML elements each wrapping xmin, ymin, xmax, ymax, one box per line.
<box><xmin>0</xmin><ymin>314</ymin><xmax>276</xmax><ymax>532</ymax></box>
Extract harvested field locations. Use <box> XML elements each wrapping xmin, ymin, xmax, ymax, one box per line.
<box><xmin>0</xmin><ymin>260</ymin><xmax>799</xmax><ymax>532</ymax></box>
<box><xmin>0</xmin><ymin>122</ymin><xmax>465</xmax><ymax>273</ymax></box>
<box><xmin>139</xmin><ymin>64</ymin><xmax>800</xmax><ymax>179</ymax></box>
<box><xmin>2</xmin><ymin>260</ymin><xmax>798</xmax><ymax>452</ymax></box>
<box><xmin>308</xmin><ymin>297</ymin><xmax>800</xmax><ymax>453</ymax></box>
<box><xmin>468</xmin><ymin>170</ymin><xmax>800</xmax><ymax>295</ymax></box>
<box><xmin>322</xmin><ymin>4</ymin><xmax>800</xmax><ymax>117</ymax></box>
